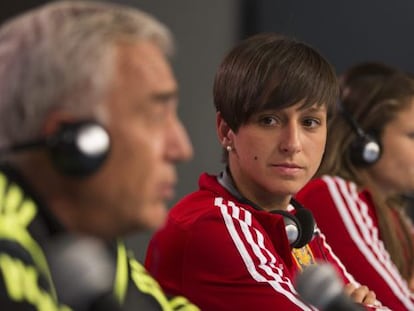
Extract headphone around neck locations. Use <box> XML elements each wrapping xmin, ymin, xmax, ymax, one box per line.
<box><xmin>217</xmin><ymin>169</ymin><xmax>316</xmax><ymax>249</ymax></box>
<box><xmin>337</xmin><ymin>100</ymin><xmax>382</xmax><ymax>166</ymax></box>
<box><xmin>0</xmin><ymin>120</ymin><xmax>111</xmax><ymax>177</ymax></box>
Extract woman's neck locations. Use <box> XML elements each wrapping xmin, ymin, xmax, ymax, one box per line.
<box><xmin>219</xmin><ymin>167</ymin><xmax>292</xmax><ymax>211</ymax></box>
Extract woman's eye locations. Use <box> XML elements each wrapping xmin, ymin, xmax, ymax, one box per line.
<box><xmin>260</xmin><ymin>116</ymin><xmax>278</xmax><ymax>126</ymax></box>
<box><xmin>303</xmin><ymin>118</ymin><xmax>321</xmax><ymax>128</ymax></box>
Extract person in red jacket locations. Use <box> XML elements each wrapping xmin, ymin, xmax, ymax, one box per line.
<box><xmin>145</xmin><ymin>34</ymin><xmax>387</xmax><ymax>310</ymax></box>
<box><xmin>296</xmin><ymin>62</ymin><xmax>414</xmax><ymax>310</ymax></box>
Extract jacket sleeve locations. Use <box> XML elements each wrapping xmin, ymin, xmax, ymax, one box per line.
<box><xmin>297</xmin><ymin>176</ymin><xmax>414</xmax><ymax>311</ymax></box>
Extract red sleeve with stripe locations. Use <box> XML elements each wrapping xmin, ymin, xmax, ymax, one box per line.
<box><xmin>296</xmin><ymin>176</ymin><xmax>414</xmax><ymax>310</ymax></box>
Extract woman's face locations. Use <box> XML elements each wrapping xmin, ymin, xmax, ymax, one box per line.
<box><xmin>369</xmin><ymin>99</ymin><xmax>414</xmax><ymax>196</ymax></box>
<box><xmin>219</xmin><ymin>101</ymin><xmax>327</xmax><ymax>210</ymax></box>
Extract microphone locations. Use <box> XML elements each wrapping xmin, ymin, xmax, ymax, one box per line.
<box><xmin>295</xmin><ymin>263</ymin><xmax>364</xmax><ymax>311</ymax></box>
<box><xmin>45</xmin><ymin>234</ymin><xmax>122</xmax><ymax>311</ymax></box>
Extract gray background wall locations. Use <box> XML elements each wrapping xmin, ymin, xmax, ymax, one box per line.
<box><xmin>242</xmin><ymin>0</ymin><xmax>414</xmax><ymax>75</ymax></box>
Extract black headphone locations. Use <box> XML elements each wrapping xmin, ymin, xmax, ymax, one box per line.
<box><xmin>337</xmin><ymin>101</ymin><xmax>382</xmax><ymax>166</ymax></box>
<box><xmin>217</xmin><ymin>169</ymin><xmax>315</xmax><ymax>249</ymax></box>
<box><xmin>271</xmin><ymin>199</ymin><xmax>316</xmax><ymax>248</ymax></box>
<box><xmin>0</xmin><ymin>120</ymin><xmax>111</xmax><ymax>177</ymax></box>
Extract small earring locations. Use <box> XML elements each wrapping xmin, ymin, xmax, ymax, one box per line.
<box><xmin>226</xmin><ymin>145</ymin><xmax>232</xmax><ymax>152</ymax></box>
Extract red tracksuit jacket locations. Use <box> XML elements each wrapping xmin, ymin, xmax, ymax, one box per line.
<box><xmin>296</xmin><ymin>175</ymin><xmax>414</xmax><ymax>310</ymax></box>
<box><xmin>146</xmin><ymin>173</ymin><xmax>389</xmax><ymax>310</ymax></box>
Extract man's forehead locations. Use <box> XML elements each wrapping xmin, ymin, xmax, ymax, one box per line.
<box><xmin>114</xmin><ymin>40</ymin><xmax>176</xmax><ymax>86</ymax></box>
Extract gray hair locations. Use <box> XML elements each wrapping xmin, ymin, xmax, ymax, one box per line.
<box><xmin>0</xmin><ymin>0</ymin><xmax>174</xmax><ymax>145</ymax></box>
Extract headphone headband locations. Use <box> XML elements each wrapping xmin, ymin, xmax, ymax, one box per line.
<box><xmin>337</xmin><ymin>100</ymin><xmax>365</xmax><ymax>138</ymax></box>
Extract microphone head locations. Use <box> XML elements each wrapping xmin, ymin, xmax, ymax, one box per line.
<box><xmin>45</xmin><ymin>234</ymin><xmax>119</xmax><ymax>311</ymax></box>
<box><xmin>295</xmin><ymin>263</ymin><xmax>343</xmax><ymax>309</ymax></box>
<box><xmin>295</xmin><ymin>263</ymin><xmax>364</xmax><ymax>311</ymax></box>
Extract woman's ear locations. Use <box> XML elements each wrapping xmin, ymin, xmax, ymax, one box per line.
<box><xmin>216</xmin><ymin>112</ymin><xmax>233</xmax><ymax>147</ymax></box>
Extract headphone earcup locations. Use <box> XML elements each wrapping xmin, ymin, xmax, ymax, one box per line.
<box><xmin>271</xmin><ymin>209</ymin><xmax>315</xmax><ymax>249</ymax></box>
<box><xmin>293</xmin><ymin>208</ymin><xmax>316</xmax><ymax>248</ymax></box>
<box><xmin>349</xmin><ymin>134</ymin><xmax>381</xmax><ymax>166</ymax></box>
<box><xmin>46</xmin><ymin>121</ymin><xmax>111</xmax><ymax>177</ymax></box>
<box><xmin>337</xmin><ymin>100</ymin><xmax>382</xmax><ymax>167</ymax></box>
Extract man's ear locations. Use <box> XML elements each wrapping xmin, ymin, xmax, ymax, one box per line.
<box><xmin>41</xmin><ymin>110</ymin><xmax>77</xmax><ymax>137</ymax></box>
<box><xmin>216</xmin><ymin>111</ymin><xmax>234</xmax><ymax>147</ymax></box>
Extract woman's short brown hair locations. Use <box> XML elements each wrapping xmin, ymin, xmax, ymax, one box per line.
<box><xmin>213</xmin><ymin>33</ymin><xmax>338</xmax><ymax>132</ymax></box>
